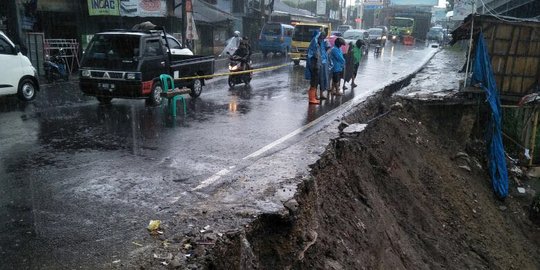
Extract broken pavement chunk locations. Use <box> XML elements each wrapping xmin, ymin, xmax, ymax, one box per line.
<box><xmin>337</xmin><ymin>121</ymin><xmax>350</xmax><ymax>132</ymax></box>
<box><xmin>458</xmin><ymin>165</ymin><xmax>471</xmax><ymax>172</ymax></box>
<box><xmin>391</xmin><ymin>102</ymin><xmax>404</xmax><ymax>110</ymax></box>
<box><xmin>342</xmin><ymin>123</ymin><xmax>367</xmax><ymax>134</ymax></box>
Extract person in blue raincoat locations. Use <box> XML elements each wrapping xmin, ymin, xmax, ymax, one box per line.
<box><xmin>304</xmin><ymin>31</ymin><xmax>329</xmax><ymax>104</ymax></box>
<box><xmin>329</xmin><ymin>37</ymin><xmax>346</xmax><ymax>96</ymax></box>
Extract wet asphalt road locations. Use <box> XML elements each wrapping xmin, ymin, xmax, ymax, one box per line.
<box><xmin>0</xmin><ymin>43</ymin><xmax>438</xmax><ymax>269</ymax></box>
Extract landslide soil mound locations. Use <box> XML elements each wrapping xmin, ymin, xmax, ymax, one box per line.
<box><xmin>208</xmin><ymin>100</ymin><xmax>540</xmax><ymax>269</ymax></box>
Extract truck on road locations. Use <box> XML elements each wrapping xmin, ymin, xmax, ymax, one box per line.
<box><xmin>388</xmin><ymin>16</ymin><xmax>415</xmax><ymax>43</ymax></box>
<box><xmin>289</xmin><ymin>22</ymin><xmax>331</xmax><ymax>65</ymax></box>
<box><xmin>388</xmin><ymin>11</ymin><xmax>432</xmax><ymax>43</ymax></box>
<box><xmin>79</xmin><ymin>27</ymin><xmax>214</xmax><ymax>105</ymax></box>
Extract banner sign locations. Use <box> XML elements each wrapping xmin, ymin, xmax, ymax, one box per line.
<box><xmin>39</xmin><ymin>0</ymin><xmax>77</xmax><ymax>12</ymax></box>
<box><xmin>390</xmin><ymin>0</ymin><xmax>437</xmax><ymax>6</ymax></box>
<box><xmin>185</xmin><ymin>0</ymin><xmax>199</xmax><ymax>40</ymax></box>
<box><xmin>88</xmin><ymin>0</ymin><xmax>120</xmax><ymax>16</ymax></box>
<box><xmin>120</xmin><ymin>0</ymin><xmax>167</xmax><ymax>17</ymax></box>
<box><xmin>316</xmin><ymin>0</ymin><xmax>326</xmax><ymax>16</ymax></box>
<box><xmin>364</xmin><ymin>0</ymin><xmax>383</xmax><ymax>3</ymax></box>
<box><xmin>364</xmin><ymin>5</ymin><xmax>383</xmax><ymax>10</ymax></box>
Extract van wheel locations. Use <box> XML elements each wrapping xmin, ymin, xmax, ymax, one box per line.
<box><xmin>97</xmin><ymin>97</ymin><xmax>112</xmax><ymax>104</ymax></box>
<box><xmin>189</xmin><ymin>79</ymin><xmax>202</xmax><ymax>98</ymax></box>
<box><xmin>147</xmin><ymin>82</ymin><xmax>163</xmax><ymax>106</ymax></box>
<box><xmin>17</xmin><ymin>78</ymin><xmax>37</xmax><ymax>101</ymax></box>
<box><xmin>293</xmin><ymin>60</ymin><xmax>300</xmax><ymax>65</ymax></box>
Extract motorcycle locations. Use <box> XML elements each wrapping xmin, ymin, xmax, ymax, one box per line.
<box><xmin>227</xmin><ymin>53</ymin><xmax>252</xmax><ymax>88</ymax></box>
<box><xmin>44</xmin><ymin>49</ymin><xmax>69</xmax><ymax>83</ymax></box>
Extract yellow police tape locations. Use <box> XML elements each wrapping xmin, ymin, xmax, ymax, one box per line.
<box><xmin>175</xmin><ymin>63</ymin><xmax>291</xmax><ymax>81</ymax></box>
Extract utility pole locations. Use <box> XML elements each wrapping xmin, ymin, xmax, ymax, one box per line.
<box><xmin>260</xmin><ymin>0</ymin><xmax>266</xmax><ymax>26</ymax></box>
<box><xmin>356</xmin><ymin>0</ymin><xmax>364</xmax><ymax>29</ymax></box>
<box><xmin>464</xmin><ymin>0</ymin><xmax>475</xmax><ymax>86</ymax></box>
<box><xmin>181</xmin><ymin>0</ymin><xmax>186</xmax><ymax>48</ymax></box>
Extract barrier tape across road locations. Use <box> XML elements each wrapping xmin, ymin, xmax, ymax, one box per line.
<box><xmin>175</xmin><ymin>63</ymin><xmax>291</xmax><ymax>81</ymax></box>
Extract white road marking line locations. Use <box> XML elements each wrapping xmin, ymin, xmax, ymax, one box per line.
<box><xmin>193</xmin><ymin>89</ymin><xmax>374</xmax><ymax>191</ymax></box>
<box><xmin>193</xmin><ymin>166</ymin><xmax>235</xmax><ymax>190</ymax></box>
<box><xmin>193</xmin><ymin>49</ymin><xmax>437</xmax><ymax>190</ymax></box>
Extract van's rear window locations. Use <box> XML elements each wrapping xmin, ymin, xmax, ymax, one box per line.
<box><xmin>293</xmin><ymin>26</ymin><xmax>324</xmax><ymax>42</ymax></box>
<box><xmin>263</xmin><ymin>24</ymin><xmax>281</xmax><ymax>35</ymax></box>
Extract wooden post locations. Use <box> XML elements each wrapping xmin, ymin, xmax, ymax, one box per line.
<box><xmin>529</xmin><ymin>108</ymin><xmax>539</xmax><ymax>167</ymax></box>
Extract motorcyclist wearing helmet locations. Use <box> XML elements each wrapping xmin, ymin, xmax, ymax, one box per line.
<box><xmin>220</xmin><ymin>31</ymin><xmax>242</xmax><ymax>57</ymax></box>
<box><xmin>232</xmin><ymin>37</ymin><xmax>252</xmax><ymax>70</ymax></box>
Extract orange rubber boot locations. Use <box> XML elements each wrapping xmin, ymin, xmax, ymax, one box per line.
<box><xmin>308</xmin><ymin>87</ymin><xmax>320</xmax><ymax>104</ymax></box>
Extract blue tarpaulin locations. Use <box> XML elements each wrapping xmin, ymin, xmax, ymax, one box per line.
<box><xmin>472</xmin><ymin>32</ymin><xmax>509</xmax><ymax>199</ymax></box>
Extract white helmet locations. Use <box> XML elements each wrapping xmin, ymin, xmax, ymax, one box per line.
<box><xmin>234</xmin><ymin>31</ymin><xmax>241</xmax><ymax>37</ymax></box>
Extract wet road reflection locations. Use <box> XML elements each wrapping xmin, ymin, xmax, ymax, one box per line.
<box><xmin>0</xmin><ymin>43</ymin><xmax>437</xmax><ymax>268</ymax></box>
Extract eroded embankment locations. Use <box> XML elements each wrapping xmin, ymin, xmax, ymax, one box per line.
<box><xmin>205</xmin><ymin>93</ymin><xmax>540</xmax><ymax>269</ymax></box>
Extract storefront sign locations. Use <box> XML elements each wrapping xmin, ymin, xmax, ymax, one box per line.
<box><xmin>38</xmin><ymin>0</ymin><xmax>77</xmax><ymax>12</ymax></box>
<box><xmin>88</xmin><ymin>0</ymin><xmax>120</xmax><ymax>16</ymax></box>
<box><xmin>390</xmin><ymin>0</ymin><xmax>437</xmax><ymax>6</ymax></box>
<box><xmin>120</xmin><ymin>0</ymin><xmax>167</xmax><ymax>17</ymax></box>
<box><xmin>364</xmin><ymin>5</ymin><xmax>383</xmax><ymax>10</ymax></box>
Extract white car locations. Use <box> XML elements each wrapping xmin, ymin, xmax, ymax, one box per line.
<box><xmin>162</xmin><ymin>34</ymin><xmax>193</xmax><ymax>55</ymax></box>
<box><xmin>342</xmin><ymin>29</ymin><xmax>370</xmax><ymax>55</ymax></box>
<box><xmin>0</xmin><ymin>31</ymin><xmax>39</xmax><ymax>101</ymax></box>
<box><xmin>367</xmin><ymin>28</ymin><xmax>387</xmax><ymax>46</ymax></box>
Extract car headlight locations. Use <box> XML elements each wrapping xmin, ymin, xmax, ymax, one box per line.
<box><xmin>230</xmin><ymin>65</ymin><xmax>239</xmax><ymax>71</ymax></box>
<box><xmin>81</xmin><ymin>69</ymin><xmax>91</xmax><ymax>77</ymax></box>
<box><xmin>125</xmin><ymin>72</ymin><xmax>140</xmax><ymax>80</ymax></box>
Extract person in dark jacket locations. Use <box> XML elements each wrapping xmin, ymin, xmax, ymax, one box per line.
<box><xmin>232</xmin><ymin>37</ymin><xmax>252</xmax><ymax>69</ymax></box>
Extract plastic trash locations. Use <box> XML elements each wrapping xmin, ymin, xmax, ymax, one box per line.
<box><xmin>147</xmin><ymin>220</ymin><xmax>161</xmax><ymax>232</ymax></box>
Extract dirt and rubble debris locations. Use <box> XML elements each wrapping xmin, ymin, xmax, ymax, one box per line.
<box><xmin>204</xmin><ymin>99</ymin><xmax>540</xmax><ymax>269</ymax></box>
<box><xmin>530</xmin><ymin>194</ymin><xmax>540</xmax><ymax>226</ymax></box>
<box><xmin>129</xmin><ymin>49</ymin><xmax>540</xmax><ymax>269</ymax></box>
